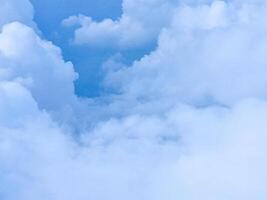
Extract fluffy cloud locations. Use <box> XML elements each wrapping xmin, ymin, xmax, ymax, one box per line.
<box><xmin>1</xmin><ymin>97</ymin><xmax>267</xmax><ymax>199</ymax></box>
<box><xmin>0</xmin><ymin>22</ymin><xmax>78</xmax><ymax>111</ymax></box>
<box><xmin>62</xmin><ymin>0</ymin><xmax>177</xmax><ymax>49</ymax></box>
<box><xmin>63</xmin><ymin>0</ymin><xmax>267</xmax><ymax>50</ymax></box>
<box><xmin>62</xmin><ymin>0</ymin><xmax>236</xmax><ymax>49</ymax></box>
<box><xmin>105</xmin><ymin>0</ymin><xmax>267</xmax><ymax>106</ymax></box>
<box><xmin>1</xmin><ymin>0</ymin><xmax>267</xmax><ymax>200</ymax></box>
<box><xmin>0</xmin><ymin>0</ymin><xmax>35</xmax><ymax>29</ymax></box>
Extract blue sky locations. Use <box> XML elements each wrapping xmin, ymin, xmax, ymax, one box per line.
<box><xmin>30</xmin><ymin>0</ymin><xmax>154</xmax><ymax>97</ymax></box>
<box><xmin>30</xmin><ymin>0</ymin><xmax>123</xmax><ymax>97</ymax></box>
<box><xmin>31</xmin><ymin>0</ymin><xmax>122</xmax><ymax>32</ymax></box>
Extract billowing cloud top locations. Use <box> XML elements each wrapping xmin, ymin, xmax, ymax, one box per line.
<box><xmin>62</xmin><ymin>0</ymin><xmax>177</xmax><ymax>48</ymax></box>
<box><xmin>1</xmin><ymin>0</ymin><xmax>267</xmax><ymax>200</ymax></box>
<box><xmin>0</xmin><ymin>0</ymin><xmax>34</xmax><ymax>28</ymax></box>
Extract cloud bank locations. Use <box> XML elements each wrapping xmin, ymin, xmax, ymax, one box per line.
<box><xmin>1</xmin><ymin>0</ymin><xmax>267</xmax><ymax>199</ymax></box>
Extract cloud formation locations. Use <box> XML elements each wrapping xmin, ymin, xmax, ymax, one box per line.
<box><xmin>1</xmin><ymin>0</ymin><xmax>267</xmax><ymax>200</ymax></box>
<box><xmin>0</xmin><ymin>0</ymin><xmax>34</xmax><ymax>28</ymax></box>
<box><xmin>105</xmin><ymin>0</ymin><xmax>267</xmax><ymax>106</ymax></box>
<box><xmin>63</xmin><ymin>0</ymin><xmax>177</xmax><ymax>49</ymax></box>
<box><xmin>0</xmin><ymin>22</ymin><xmax>78</xmax><ymax>111</ymax></box>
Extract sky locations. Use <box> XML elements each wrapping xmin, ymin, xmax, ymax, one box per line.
<box><xmin>1</xmin><ymin>0</ymin><xmax>267</xmax><ymax>199</ymax></box>
<box><xmin>30</xmin><ymin>0</ymin><xmax>153</xmax><ymax>97</ymax></box>
<box><xmin>30</xmin><ymin>0</ymin><xmax>123</xmax><ymax>97</ymax></box>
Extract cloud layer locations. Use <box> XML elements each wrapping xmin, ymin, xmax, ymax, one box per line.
<box><xmin>1</xmin><ymin>0</ymin><xmax>267</xmax><ymax>199</ymax></box>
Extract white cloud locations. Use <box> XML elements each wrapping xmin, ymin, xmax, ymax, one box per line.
<box><xmin>0</xmin><ymin>0</ymin><xmax>34</xmax><ymax>29</ymax></box>
<box><xmin>0</xmin><ymin>22</ymin><xmax>78</xmax><ymax>111</ymax></box>
<box><xmin>62</xmin><ymin>0</ymin><xmax>177</xmax><ymax>49</ymax></box>
<box><xmin>1</xmin><ymin>96</ymin><xmax>267</xmax><ymax>199</ymax></box>
<box><xmin>105</xmin><ymin>0</ymin><xmax>267</xmax><ymax>106</ymax></box>
<box><xmin>0</xmin><ymin>81</ymin><xmax>39</xmax><ymax>127</ymax></box>
<box><xmin>63</xmin><ymin>0</ymin><xmax>267</xmax><ymax>50</ymax></box>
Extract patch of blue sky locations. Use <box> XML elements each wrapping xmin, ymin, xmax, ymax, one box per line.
<box><xmin>30</xmin><ymin>0</ymin><xmax>155</xmax><ymax>97</ymax></box>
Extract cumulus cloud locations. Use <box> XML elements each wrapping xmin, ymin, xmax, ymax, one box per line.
<box><xmin>0</xmin><ymin>22</ymin><xmax>78</xmax><ymax>111</ymax></box>
<box><xmin>1</xmin><ymin>0</ymin><xmax>267</xmax><ymax>200</ymax></box>
<box><xmin>105</xmin><ymin>0</ymin><xmax>267</xmax><ymax>106</ymax></box>
<box><xmin>0</xmin><ymin>0</ymin><xmax>35</xmax><ymax>29</ymax></box>
<box><xmin>62</xmin><ymin>0</ymin><xmax>177</xmax><ymax>49</ymax></box>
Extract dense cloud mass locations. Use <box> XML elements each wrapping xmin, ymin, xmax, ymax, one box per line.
<box><xmin>1</xmin><ymin>0</ymin><xmax>267</xmax><ymax>199</ymax></box>
<box><xmin>105</xmin><ymin>0</ymin><xmax>267</xmax><ymax>106</ymax></box>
